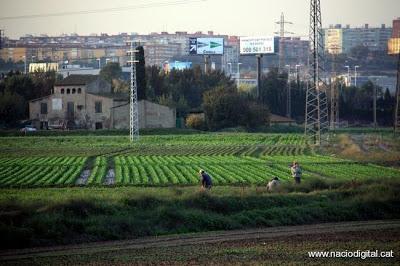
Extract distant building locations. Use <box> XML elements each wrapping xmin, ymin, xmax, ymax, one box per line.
<box><xmin>282</xmin><ymin>37</ymin><xmax>309</xmax><ymax>64</ymax></box>
<box><xmin>388</xmin><ymin>17</ymin><xmax>400</xmax><ymax>55</ymax></box>
<box><xmin>29</xmin><ymin>75</ymin><xmax>176</xmax><ymax>130</ymax></box>
<box><xmin>0</xmin><ymin>47</ymin><xmax>27</xmax><ymax>62</ymax></box>
<box><xmin>58</xmin><ymin>64</ymin><xmax>100</xmax><ymax>78</ymax></box>
<box><xmin>222</xmin><ymin>36</ymin><xmax>240</xmax><ymax>75</ymax></box>
<box><xmin>324</xmin><ymin>23</ymin><xmax>392</xmax><ymax>54</ymax></box>
<box><xmin>269</xmin><ymin>114</ymin><xmax>296</xmax><ymax>126</ymax></box>
<box><xmin>144</xmin><ymin>41</ymin><xmax>182</xmax><ymax>66</ymax></box>
<box><xmin>392</xmin><ymin>17</ymin><xmax>400</xmax><ymax>38</ymax></box>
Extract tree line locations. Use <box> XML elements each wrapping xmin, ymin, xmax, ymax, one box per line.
<box><xmin>0</xmin><ymin>64</ymin><xmax>396</xmax><ymax>129</ymax></box>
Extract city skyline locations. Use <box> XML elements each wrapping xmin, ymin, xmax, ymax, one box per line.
<box><xmin>1</xmin><ymin>0</ymin><xmax>399</xmax><ymax>38</ymax></box>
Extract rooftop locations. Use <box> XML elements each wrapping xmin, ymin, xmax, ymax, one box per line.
<box><xmin>55</xmin><ymin>75</ymin><xmax>99</xmax><ymax>86</ymax></box>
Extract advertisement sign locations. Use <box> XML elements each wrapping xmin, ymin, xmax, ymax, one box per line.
<box><xmin>163</xmin><ymin>61</ymin><xmax>192</xmax><ymax>73</ymax></box>
<box><xmin>240</xmin><ymin>36</ymin><xmax>278</xmax><ymax>55</ymax></box>
<box><xmin>189</xmin><ymin>38</ymin><xmax>224</xmax><ymax>55</ymax></box>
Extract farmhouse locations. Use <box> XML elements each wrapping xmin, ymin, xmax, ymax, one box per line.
<box><xmin>29</xmin><ymin>74</ymin><xmax>176</xmax><ymax>130</ymax></box>
<box><xmin>269</xmin><ymin>114</ymin><xmax>296</xmax><ymax>126</ymax></box>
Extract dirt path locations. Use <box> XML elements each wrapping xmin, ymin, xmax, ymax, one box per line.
<box><xmin>1</xmin><ymin>220</ymin><xmax>399</xmax><ymax>261</ymax></box>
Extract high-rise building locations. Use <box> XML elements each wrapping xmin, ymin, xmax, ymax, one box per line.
<box><xmin>388</xmin><ymin>17</ymin><xmax>400</xmax><ymax>54</ymax></box>
<box><xmin>392</xmin><ymin>17</ymin><xmax>400</xmax><ymax>38</ymax></box>
<box><xmin>324</xmin><ymin>23</ymin><xmax>392</xmax><ymax>54</ymax></box>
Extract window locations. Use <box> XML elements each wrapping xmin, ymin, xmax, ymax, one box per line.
<box><xmin>95</xmin><ymin>122</ymin><xmax>103</xmax><ymax>130</ymax></box>
<box><xmin>67</xmin><ymin>88</ymin><xmax>70</xmax><ymax>94</ymax></box>
<box><xmin>40</xmin><ymin>103</ymin><xmax>47</xmax><ymax>114</ymax></box>
<box><xmin>61</xmin><ymin>88</ymin><xmax>65</xmax><ymax>94</ymax></box>
<box><xmin>95</xmin><ymin>101</ymin><xmax>102</xmax><ymax>113</ymax></box>
<box><xmin>72</xmin><ymin>88</ymin><xmax>76</xmax><ymax>94</ymax></box>
<box><xmin>78</xmin><ymin>88</ymin><xmax>82</xmax><ymax>94</ymax></box>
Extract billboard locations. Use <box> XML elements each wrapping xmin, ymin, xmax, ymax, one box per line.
<box><xmin>240</xmin><ymin>36</ymin><xmax>278</xmax><ymax>55</ymax></box>
<box><xmin>29</xmin><ymin>63</ymin><xmax>59</xmax><ymax>73</ymax></box>
<box><xmin>163</xmin><ymin>61</ymin><xmax>192</xmax><ymax>73</ymax></box>
<box><xmin>189</xmin><ymin>38</ymin><xmax>224</xmax><ymax>55</ymax></box>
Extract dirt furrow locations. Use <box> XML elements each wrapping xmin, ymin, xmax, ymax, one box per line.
<box><xmin>1</xmin><ymin>219</ymin><xmax>399</xmax><ymax>261</ymax></box>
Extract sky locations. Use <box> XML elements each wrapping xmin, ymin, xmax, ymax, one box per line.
<box><xmin>0</xmin><ymin>0</ymin><xmax>399</xmax><ymax>38</ymax></box>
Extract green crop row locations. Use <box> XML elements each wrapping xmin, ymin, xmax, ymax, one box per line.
<box><xmin>112</xmin><ymin>155</ymin><xmax>286</xmax><ymax>186</ymax></box>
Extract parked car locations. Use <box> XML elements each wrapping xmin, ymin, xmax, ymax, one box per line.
<box><xmin>20</xmin><ymin>126</ymin><xmax>37</xmax><ymax>133</ymax></box>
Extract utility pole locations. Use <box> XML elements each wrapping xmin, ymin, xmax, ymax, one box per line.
<box><xmin>354</xmin><ymin>65</ymin><xmax>360</xmax><ymax>87</ymax></box>
<box><xmin>275</xmin><ymin>12</ymin><xmax>293</xmax><ymax>72</ymax></box>
<box><xmin>305</xmin><ymin>0</ymin><xmax>328</xmax><ymax>146</ymax></box>
<box><xmin>373</xmin><ymin>81</ymin><xmax>377</xmax><ymax>129</ymax></box>
<box><xmin>285</xmin><ymin>65</ymin><xmax>292</xmax><ymax>118</ymax></box>
<box><xmin>256</xmin><ymin>54</ymin><xmax>263</xmax><ymax>99</ymax></box>
<box><xmin>394</xmin><ymin>51</ymin><xmax>400</xmax><ymax>134</ymax></box>
<box><xmin>127</xmin><ymin>41</ymin><xmax>139</xmax><ymax>142</ymax></box>
<box><xmin>237</xmin><ymin>62</ymin><xmax>242</xmax><ymax>88</ymax></box>
<box><xmin>330</xmin><ymin>45</ymin><xmax>340</xmax><ymax>130</ymax></box>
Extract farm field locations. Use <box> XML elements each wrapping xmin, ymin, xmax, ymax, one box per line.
<box><xmin>0</xmin><ymin>132</ymin><xmax>399</xmax><ymax>187</ymax></box>
<box><xmin>0</xmin><ymin>131</ymin><xmax>399</xmax><ymax>251</ymax></box>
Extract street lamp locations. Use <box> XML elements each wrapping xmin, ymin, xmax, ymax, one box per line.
<box><xmin>345</xmin><ymin>65</ymin><xmax>350</xmax><ymax>86</ymax></box>
<box><xmin>96</xmin><ymin>58</ymin><xmax>101</xmax><ymax>69</ymax></box>
<box><xmin>354</xmin><ymin>65</ymin><xmax>360</xmax><ymax>87</ymax></box>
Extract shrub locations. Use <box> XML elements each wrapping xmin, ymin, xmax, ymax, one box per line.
<box><xmin>185</xmin><ymin>114</ymin><xmax>205</xmax><ymax>130</ymax></box>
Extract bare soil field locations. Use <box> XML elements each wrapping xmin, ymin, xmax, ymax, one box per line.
<box><xmin>1</xmin><ymin>220</ymin><xmax>399</xmax><ymax>265</ymax></box>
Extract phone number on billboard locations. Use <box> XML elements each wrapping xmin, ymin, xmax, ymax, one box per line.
<box><xmin>242</xmin><ymin>47</ymin><xmax>272</xmax><ymax>53</ymax></box>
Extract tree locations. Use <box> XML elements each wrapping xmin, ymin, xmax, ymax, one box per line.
<box><xmin>99</xmin><ymin>62</ymin><xmax>122</xmax><ymax>84</ymax></box>
<box><xmin>203</xmin><ymin>86</ymin><xmax>269</xmax><ymax>130</ymax></box>
<box><xmin>135</xmin><ymin>46</ymin><xmax>146</xmax><ymax>100</ymax></box>
<box><xmin>0</xmin><ymin>89</ymin><xmax>26</xmax><ymax>125</ymax></box>
<box><xmin>146</xmin><ymin>65</ymin><xmax>165</xmax><ymax>100</ymax></box>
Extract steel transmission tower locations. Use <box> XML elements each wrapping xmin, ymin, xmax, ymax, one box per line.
<box><xmin>395</xmin><ymin>51</ymin><xmax>400</xmax><ymax>134</ymax></box>
<box><xmin>305</xmin><ymin>0</ymin><xmax>329</xmax><ymax>145</ymax></box>
<box><xmin>275</xmin><ymin>13</ymin><xmax>293</xmax><ymax>72</ymax></box>
<box><xmin>127</xmin><ymin>41</ymin><xmax>139</xmax><ymax>142</ymax></box>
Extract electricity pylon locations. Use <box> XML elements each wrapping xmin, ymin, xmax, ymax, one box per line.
<box><xmin>127</xmin><ymin>41</ymin><xmax>139</xmax><ymax>142</ymax></box>
<box><xmin>304</xmin><ymin>0</ymin><xmax>329</xmax><ymax>145</ymax></box>
<box><xmin>275</xmin><ymin>12</ymin><xmax>293</xmax><ymax>72</ymax></box>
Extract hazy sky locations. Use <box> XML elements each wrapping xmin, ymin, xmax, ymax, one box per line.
<box><xmin>1</xmin><ymin>0</ymin><xmax>399</xmax><ymax>38</ymax></box>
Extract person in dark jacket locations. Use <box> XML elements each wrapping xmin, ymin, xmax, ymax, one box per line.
<box><xmin>199</xmin><ymin>169</ymin><xmax>212</xmax><ymax>190</ymax></box>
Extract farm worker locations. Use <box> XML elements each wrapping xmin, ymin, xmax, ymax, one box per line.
<box><xmin>199</xmin><ymin>169</ymin><xmax>212</xmax><ymax>190</ymax></box>
<box><xmin>267</xmin><ymin>176</ymin><xmax>280</xmax><ymax>192</ymax></box>
<box><xmin>290</xmin><ymin>161</ymin><xmax>302</xmax><ymax>184</ymax></box>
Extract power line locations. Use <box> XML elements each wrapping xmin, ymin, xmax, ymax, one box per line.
<box><xmin>0</xmin><ymin>0</ymin><xmax>207</xmax><ymax>21</ymax></box>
